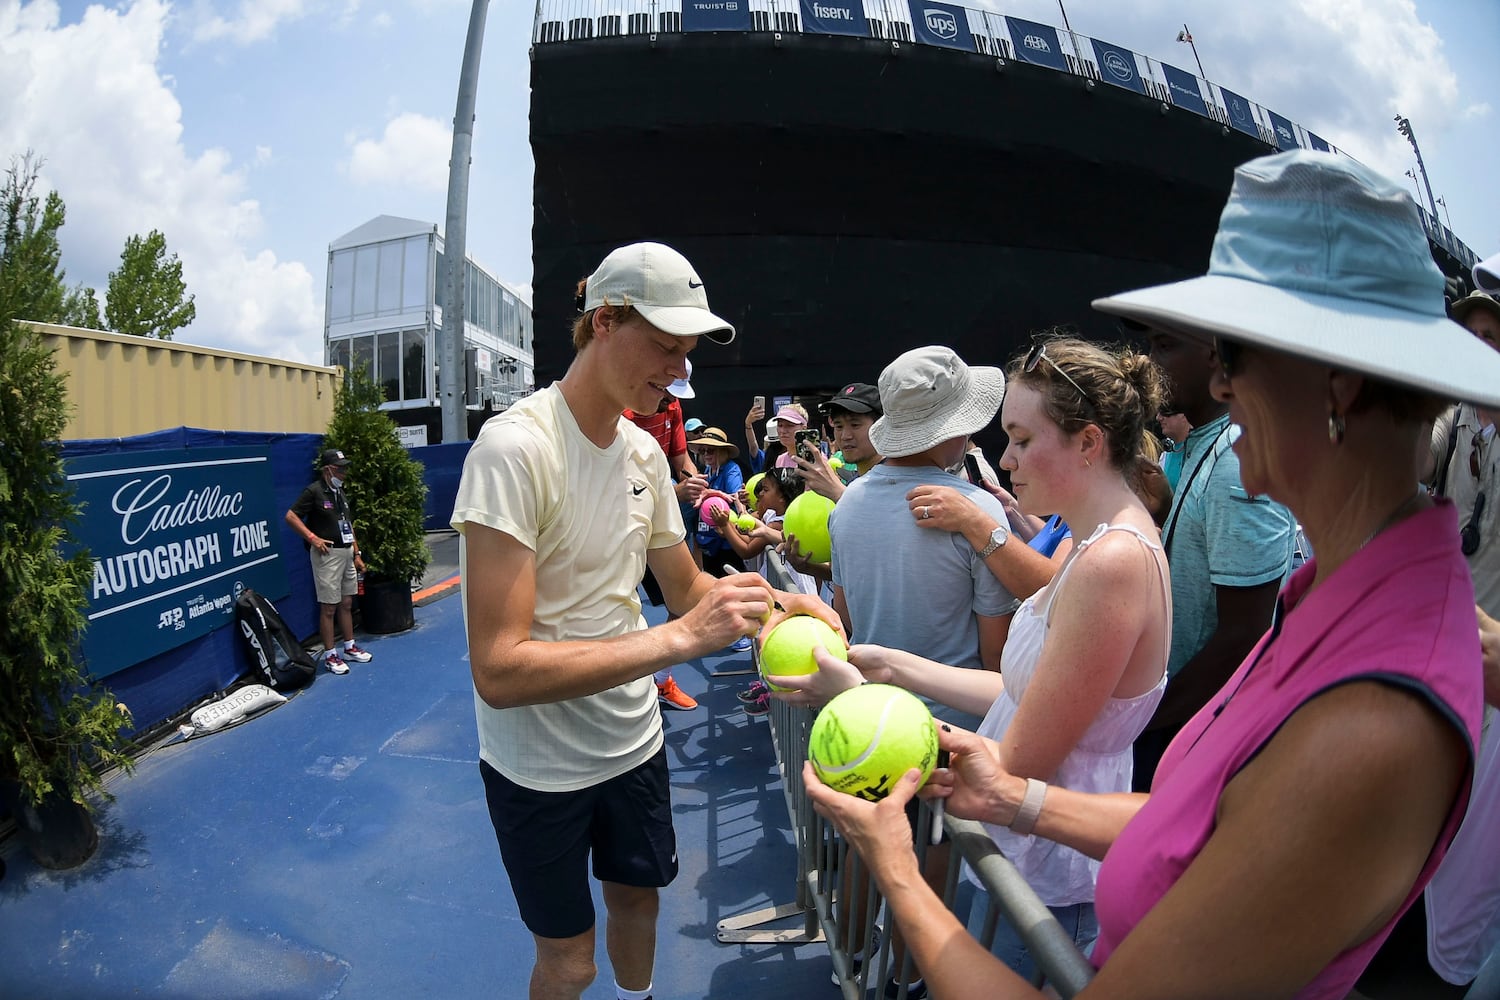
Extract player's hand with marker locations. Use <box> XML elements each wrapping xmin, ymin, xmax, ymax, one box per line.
<box><xmin>679</xmin><ymin>572</ymin><xmax>777</xmax><ymax>652</ymax></box>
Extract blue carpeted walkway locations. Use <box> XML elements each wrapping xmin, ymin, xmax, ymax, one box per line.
<box><xmin>0</xmin><ymin>589</ymin><xmax>835</xmax><ymax>999</ymax></box>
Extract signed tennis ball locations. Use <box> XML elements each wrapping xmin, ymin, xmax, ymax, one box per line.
<box><xmin>782</xmin><ymin>491</ymin><xmax>836</xmax><ymax>563</ymax></box>
<box><xmin>759</xmin><ymin>614</ymin><xmax>846</xmax><ymax>692</ymax></box>
<box><xmin>699</xmin><ymin>494</ymin><xmax>731</xmax><ymax>523</ymax></box>
<box><xmin>809</xmin><ymin>684</ymin><xmax>938</xmax><ymax>801</ymax></box>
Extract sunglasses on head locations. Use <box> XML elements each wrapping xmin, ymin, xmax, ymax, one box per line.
<box><xmin>1024</xmin><ymin>341</ymin><xmax>1097</xmax><ymax>420</ymax></box>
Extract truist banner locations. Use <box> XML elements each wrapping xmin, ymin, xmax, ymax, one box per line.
<box><xmin>1162</xmin><ymin>63</ymin><xmax>1208</xmax><ymax>117</ymax></box>
<box><xmin>1005</xmin><ymin>17</ymin><xmax>1066</xmax><ymax>71</ymax></box>
<box><xmin>682</xmin><ymin>0</ymin><xmax>751</xmax><ymax>31</ymax></box>
<box><xmin>1091</xmin><ymin>39</ymin><xmax>1145</xmax><ymax>95</ymax></box>
<box><xmin>800</xmin><ymin>0</ymin><xmax>867</xmax><ymax>37</ymax></box>
<box><xmin>67</xmin><ymin>447</ymin><xmax>289</xmax><ymax>678</ymax></box>
<box><xmin>1268</xmin><ymin>110</ymin><xmax>1300</xmax><ymax>151</ymax></box>
<box><xmin>909</xmin><ymin>1</ymin><xmax>972</xmax><ymax>51</ymax></box>
<box><xmin>1219</xmin><ymin>86</ymin><xmax>1260</xmax><ymax>138</ymax></box>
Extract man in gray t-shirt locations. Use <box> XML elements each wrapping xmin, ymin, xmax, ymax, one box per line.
<box><xmin>829</xmin><ymin>346</ymin><xmax>1019</xmax><ymax>729</ymax></box>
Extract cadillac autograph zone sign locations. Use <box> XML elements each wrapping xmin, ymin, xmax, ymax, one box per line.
<box><xmin>66</xmin><ymin>447</ymin><xmax>289</xmax><ymax>678</ymax></box>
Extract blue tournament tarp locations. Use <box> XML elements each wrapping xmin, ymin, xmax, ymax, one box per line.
<box><xmin>412</xmin><ymin>441</ymin><xmax>473</xmax><ymax>531</ymax></box>
<box><xmin>62</xmin><ymin>428</ymin><xmax>324</xmax><ymax>734</ymax></box>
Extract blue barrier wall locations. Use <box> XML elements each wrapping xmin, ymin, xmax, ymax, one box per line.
<box><xmin>63</xmin><ymin>427</ymin><xmax>325</xmax><ymax>734</ymax></box>
<box><xmin>412</xmin><ymin>441</ymin><xmax>472</xmax><ymax>531</ymax></box>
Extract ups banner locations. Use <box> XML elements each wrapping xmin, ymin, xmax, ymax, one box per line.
<box><xmin>800</xmin><ymin>0</ymin><xmax>867</xmax><ymax>37</ymax></box>
<box><xmin>1005</xmin><ymin>17</ymin><xmax>1066</xmax><ymax>71</ymax></box>
<box><xmin>67</xmin><ymin>447</ymin><xmax>289</xmax><ymax>678</ymax></box>
<box><xmin>908</xmin><ymin>1</ymin><xmax>972</xmax><ymax>51</ymax></box>
<box><xmin>682</xmin><ymin>0</ymin><xmax>751</xmax><ymax>31</ymax></box>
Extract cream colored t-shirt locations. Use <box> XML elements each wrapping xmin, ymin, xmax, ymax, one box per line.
<box><xmin>452</xmin><ymin>384</ymin><xmax>684</xmax><ymax>791</ymax></box>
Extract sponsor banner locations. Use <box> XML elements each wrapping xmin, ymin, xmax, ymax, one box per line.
<box><xmin>67</xmin><ymin>447</ymin><xmax>289</xmax><ymax>678</ymax></box>
<box><xmin>1267</xmin><ymin>110</ymin><xmax>1300</xmax><ymax>151</ymax></box>
<box><xmin>1162</xmin><ymin>63</ymin><xmax>1208</xmax><ymax>117</ymax></box>
<box><xmin>908</xmin><ymin>1</ymin><xmax>973</xmax><ymax>51</ymax></box>
<box><xmin>1307</xmin><ymin>131</ymin><xmax>1331</xmax><ymax>152</ymax></box>
<box><xmin>1219</xmin><ymin>86</ymin><xmax>1260</xmax><ymax>138</ymax></box>
<box><xmin>1090</xmin><ymin>38</ymin><xmax>1144</xmax><ymax>94</ymax></box>
<box><xmin>801</xmin><ymin>0</ymin><xmax>867</xmax><ymax>36</ymax></box>
<box><xmin>1005</xmin><ymin>17</ymin><xmax>1066</xmax><ymax>71</ymax></box>
<box><xmin>682</xmin><ymin>0</ymin><xmax>751</xmax><ymax>31</ymax></box>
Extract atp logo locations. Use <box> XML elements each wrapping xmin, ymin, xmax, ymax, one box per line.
<box><xmin>923</xmin><ymin>8</ymin><xmax>957</xmax><ymax>40</ymax></box>
<box><xmin>1103</xmin><ymin>50</ymin><xmax>1134</xmax><ymax>82</ymax></box>
<box><xmin>1023</xmin><ymin>34</ymin><xmax>1051</xmax><ymax>53</ymax></box>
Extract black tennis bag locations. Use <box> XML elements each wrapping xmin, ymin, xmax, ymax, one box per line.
<box><xmin>235</xmin><ymin>589</ymin><xmax>316</xmax><ymax>690</ymax></box>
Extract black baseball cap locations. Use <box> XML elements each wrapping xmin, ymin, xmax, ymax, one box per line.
<box><xmin>320</xmin><ymin>448</ymin><xmax>351</xmax><ymax>468</ymax></box>
<box><xmin>821</xmin><ymin>382</ymin><xmax>882</xmax><ymax>416</ymax></box>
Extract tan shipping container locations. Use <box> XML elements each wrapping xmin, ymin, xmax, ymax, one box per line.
<box><xmin>34</xmin><ymin>324</ymin><xmax>342</xmax><ymax>440</ymax></box>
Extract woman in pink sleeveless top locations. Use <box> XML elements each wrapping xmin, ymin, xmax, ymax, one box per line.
<box><xmin>803</xmin><ymin>151</ymin><xmax>1492</xmax><ymax>999</ymax></box>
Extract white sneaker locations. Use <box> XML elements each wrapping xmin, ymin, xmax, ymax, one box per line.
<box><xmin>342</xmin><ymin>642</ymin><xmax>373</xmax><ymax>663</ymax></box>
<box><xmin>324</xmin><ymin>652</ymin><xmax>349</xmax><ymax>674</ymax></box>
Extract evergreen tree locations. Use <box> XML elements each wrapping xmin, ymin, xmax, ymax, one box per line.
<box><xmin>0</xmin><ymin>288</ymin><xmax>134</xmax><ymax>807</ymax></box>
<box><xmin>105</xmin><ymin>229</ymin><xmax>196</xmax><ymax>340</ymax></box>
<box><xmin>0</xmin><ymin>151</ymin><xmax>68</xmax><ymax>325</ymax></box>
<box><xmin>323</xmin><ymin>366</ymin><xmax>430</xmax><ymax>587</ymax></box>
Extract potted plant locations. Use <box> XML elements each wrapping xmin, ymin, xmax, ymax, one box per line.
<box><xmin>322</xmin><ymin>365</ymin><xmax>429</xmax><ymax>633</ymax></box>
<box><xmin>0</xmin><ymin>313</ymin><xmax>136</xmax><ymax>869</ymax></box>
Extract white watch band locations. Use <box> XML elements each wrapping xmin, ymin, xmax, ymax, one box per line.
<box><xmin>1009</xmin><ymin>778</ymin><xmax>1047</xmax><ymax>836</ymax></box>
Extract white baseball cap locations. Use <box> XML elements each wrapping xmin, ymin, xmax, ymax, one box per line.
<box><xmin>583</xmin><ymin>242</ymin><xmax>735</xmax><ymax>345</ymax></box>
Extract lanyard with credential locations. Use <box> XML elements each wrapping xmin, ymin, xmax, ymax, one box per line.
<box><xmin>1161</xmin><ymin>422</ymin><xmax>1232</xmax><ymax>559</ymax></box>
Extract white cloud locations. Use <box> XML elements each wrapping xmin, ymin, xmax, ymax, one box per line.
<box><xmin>188</xmin><ymin>0</ymin><xmax>309</xmax><ymax>45</ymax></box>
<box><xmin>345</xmin><ymin>112</ymin><xmax>451</xmax><ymax>193</ymax></box>
<box><xmin>0</xmin><ymin>0</ymin><xmax>323</xmax><ymax>362</ymax></box>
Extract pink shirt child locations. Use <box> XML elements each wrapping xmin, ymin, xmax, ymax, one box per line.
<box><xmin>1092</xmin><ymin>501</ymin><xmax>1483</xmax><ymax>998</ymax></box>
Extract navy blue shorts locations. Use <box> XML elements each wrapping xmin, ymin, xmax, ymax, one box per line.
<box><xmin>480</xmin><ymin>745</ymin><xmax>678</xmax><ymax>939</ymax></box>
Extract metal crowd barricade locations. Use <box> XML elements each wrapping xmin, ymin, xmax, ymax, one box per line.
<box><xmin>716</xmin><ymin>550</ymin><xmax>1094</xmax><ymax>997</ymax></box>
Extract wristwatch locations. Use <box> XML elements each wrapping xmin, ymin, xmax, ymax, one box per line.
<box><xmin>978</xmin><ymin>524</ymin><xmax>1009</xmax><ymax>558</ymax></box>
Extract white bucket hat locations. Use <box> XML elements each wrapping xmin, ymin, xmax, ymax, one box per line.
<box><xmin>1094</xmin><ymin>150</ymin><xmax>1500</xmax><ymax>409</ymax></box>
<box><xmin>667</xmin><ymin>357</ymin><xmax>695</xmax><ymax>399</ymax></box>
<box><xmin>583</xmin><ymin>242</ymin><xmax>735</xmax><ymax>345</ymax></box>
<box><xmin>868</xmin><ymin>346</ymin><xmax>1005</xmax><ymax>459</ymax></box>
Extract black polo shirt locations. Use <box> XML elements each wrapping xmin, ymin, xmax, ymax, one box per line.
<box><xmin>291</xmin><ymin>478</ymin><xmax>353</xmax><ymax>548</ymax></box>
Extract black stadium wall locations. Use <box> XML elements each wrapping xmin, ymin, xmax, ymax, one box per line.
<box><xmin>531</xmin><ymin>30</ymin><xmax>1308</xmax><ymax>443</ymax></box>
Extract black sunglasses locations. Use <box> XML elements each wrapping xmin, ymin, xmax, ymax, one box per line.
<box><xmin>1212</xmin><ymin>335</ymin><xmax>1243</xmax><ymax>379</ymax></box>
<box><xmin>1462</xmin><ymin>491</ymin><xmax>1486</xmax><ymax>557</ymax></box>
<box><xmin>1024</xmin><ymin>342</ymin><xmax>1097</xmax><ymax>419</ymax></box>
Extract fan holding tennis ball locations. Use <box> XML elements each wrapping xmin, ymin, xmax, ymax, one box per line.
<box><xmin>782</xmin><ymin>491</ymin><xmax>836</xmax><ymax>563</ymax></box>
<box><xmin>759</xmin><ymin>614</ymin><xmax>847</xmax><ymax>691</ymax></box>
<box><xmin>808</xmin><ymin>684</ymin><xmax>938</xmax><ymax>801</ymax></box>
<box><xmin>699</xmin><ymin>492</ymin><xmax>732</xmax><ymax>525</ymax></box>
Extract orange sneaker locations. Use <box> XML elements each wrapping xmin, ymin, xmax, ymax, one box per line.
<box><xmin>656</xmin><ymin>676</ymin><xmax>698</xmax><ymax>711</ymax></box>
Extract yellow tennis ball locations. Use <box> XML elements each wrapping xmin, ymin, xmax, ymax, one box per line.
<box><xmin>759</xmin><ymin>614</ymin><xmax>846</xmax><ymax>691</ymax></box>
<box><xmin>809</xmin><ymin>684</ymin><xmax>938</xmax><ymax>801</ymax></box>
<box><xmin>744</xmin><ymin>472</ymin><xmax>766</xmax><ymax>512</ymax></box>
<box><xmin>783</xmin><ymin>491</ymin><xmax>836</xmax><ymax>563</ymax></box>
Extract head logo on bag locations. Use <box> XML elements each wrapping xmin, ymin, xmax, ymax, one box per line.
<box><xmin>234</xmin><ymin>589</ymin><xmax>316</xmax><ymax>690</ymax></box>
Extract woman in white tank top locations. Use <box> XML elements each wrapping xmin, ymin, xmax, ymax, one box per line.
<box><xmin>777</xmin><ymin>335</ymin><xmax>1174</xmax><ymax>978</ymax></box>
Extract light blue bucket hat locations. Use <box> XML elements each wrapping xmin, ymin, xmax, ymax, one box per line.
<box><xmin>1094</xmin><ymin>150</ymin><xmax>1500</xmax><ymax>409</ymax></box>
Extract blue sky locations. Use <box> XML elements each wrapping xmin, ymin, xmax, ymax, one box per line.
<box><xmin>2</xmin><ymin>0</ymin><xmax>1495</xmax><ymax>364</ymax></box>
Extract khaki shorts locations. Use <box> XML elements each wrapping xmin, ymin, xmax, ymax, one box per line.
<box><xmin>311</xmin><ymin>546</ymin><xmax>357</xmax><ymax>605</ymax></box>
